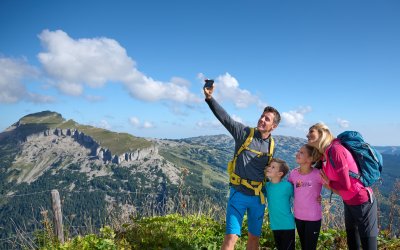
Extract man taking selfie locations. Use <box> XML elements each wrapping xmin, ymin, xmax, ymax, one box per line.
<box><xmin>203</xmin><ymin>80</ymin><xmax>281</xmax><ymax>250</ymax></box>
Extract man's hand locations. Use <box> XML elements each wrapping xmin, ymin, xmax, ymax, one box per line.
<box><xmin>203</xmin><ymin>84</ymin><xmax>214</xmax><ymax>100</ymax></box>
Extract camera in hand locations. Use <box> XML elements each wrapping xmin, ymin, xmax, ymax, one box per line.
<box><xmin>204</xmin><ymin>79</ymin><xmax>214</xmax><ymax>89</ymax></box>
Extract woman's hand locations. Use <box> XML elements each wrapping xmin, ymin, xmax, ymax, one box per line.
<box><xmin>316</xmin><ymin>194</ymin><xmax>322</xmax><ymax>204</ymax></box>
<box><xmin>320</xmin><ymin>169</ymin><xmax>329</xmax><ymax>186</ymax></box>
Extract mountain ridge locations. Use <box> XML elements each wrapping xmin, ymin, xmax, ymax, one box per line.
<box><xmin>5</xmin><ymin>110</ymin><xmax>153</xmax><ymax>152</ymax></box>
<box><xmin>0</xmin><ymin>111</ymin><xmax>399</xmax><ymax>242</ymax></box>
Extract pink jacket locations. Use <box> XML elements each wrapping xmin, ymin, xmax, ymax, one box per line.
<box><xmin>323</xmin><ymin>139</ymin><xmax>370</xmax><ymax>205</ymax></box>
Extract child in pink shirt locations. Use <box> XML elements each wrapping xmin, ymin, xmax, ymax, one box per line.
<box><xmin>288</xmin><ymin>144</ymin><xmax>323</xmax><ymax>250</ymax></box>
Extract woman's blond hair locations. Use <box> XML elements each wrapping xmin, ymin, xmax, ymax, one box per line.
<box><xmin>309</xmin><ymin>123</ymin><xmax>335</xmax><ymax>153</ymax></box>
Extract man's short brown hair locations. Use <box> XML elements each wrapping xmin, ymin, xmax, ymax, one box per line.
<box><xmin>264</xmin><ymin>106</ymin><xmax>281</xmax><ymax>125</ymax></box>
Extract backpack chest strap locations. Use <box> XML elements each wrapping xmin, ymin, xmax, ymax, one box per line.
<box><xmin>230</xmin><ymin>172</ymin><xmax>266</xmax><ymax>204</ymax></box>
<box><xmin>245</xmin><ymin>147</ymin><xmax>273</xmax><ymax>158</ymax></box>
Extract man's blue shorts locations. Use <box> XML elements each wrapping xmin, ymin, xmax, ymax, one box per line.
<box><xmin>225</xmin><ymin>187</ymin><xmax>266</xmax><ymax>237</ymax></box>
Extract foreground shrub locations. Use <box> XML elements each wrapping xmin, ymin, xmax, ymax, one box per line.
<box><xmin>39</xmin><ymin>226</ymin><xmax>130</xmax><ymax>250</ymax></box>
<box><xmin>117</xmin><ymin>213</ymin><xmax>226</xmax><ymax>249</ymax></box>
<box><xmin>35</xmin><ymin>213</ymin><xmax>400</xmax><ymax>250</ymax></box>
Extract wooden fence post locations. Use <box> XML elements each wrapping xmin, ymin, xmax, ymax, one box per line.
<box><xmin>51</xmin><ymin>189</ymin><xmax>64</xmax><ymax>243</ymax></box>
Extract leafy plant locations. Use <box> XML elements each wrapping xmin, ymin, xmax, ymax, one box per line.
<box><xmin>30</xmin><ymin>211</ymin><xmax>400</xmax><ymax>250</ymax></box>
<box><xmin>119</xmin><ymin>214</ymin><xmax>226</xmax><ymax>249</ymax></box>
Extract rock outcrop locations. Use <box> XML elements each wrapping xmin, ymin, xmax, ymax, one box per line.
<box><xmin>26</xmin><ymin>128</ymin><xmax>156</xmax><ymax>164</ymax></box>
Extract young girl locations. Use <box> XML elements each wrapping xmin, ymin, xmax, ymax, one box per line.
<box><xmin>288</xmin><ymin>144</ymin><xmax>323</xmax><ymax>250</ymax></box>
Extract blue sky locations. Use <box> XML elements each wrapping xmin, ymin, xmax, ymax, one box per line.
<box><xmin>0</xmin><ymin>0</ymin><xmax>399</xmax><ymax>146</ymax></box>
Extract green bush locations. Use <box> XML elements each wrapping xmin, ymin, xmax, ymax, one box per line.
<box><xmin>119</xmin><ymin>214</ymin><xmax>226</xmax><ymax>249</ymax></box>
<box><xmin>39</xmin><ymin>226</ymin><xmax>129</xmax><ymax>250</ymax></box>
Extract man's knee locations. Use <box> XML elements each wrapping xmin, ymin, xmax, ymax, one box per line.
<box><xmin>247</xmin><ymin>232</ymin><xmax>260</xmax><ymax>250</ymax></box>
<box><xmin>248</xmin><ymin>232</ymin><xmax>260</xmax><ymax>240</ymax></box>
<box><xmin>222</xmin><ymin>234</ymin><xmax>239</xmax><ymax>250</ymax></box>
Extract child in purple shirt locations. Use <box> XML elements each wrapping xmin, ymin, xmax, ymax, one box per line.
<box><xmin>288</xmin><ymin>144</ymin><xmax>323</xmax><ymax>250</ymax></box>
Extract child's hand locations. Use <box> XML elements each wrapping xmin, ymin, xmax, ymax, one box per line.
<box><xmin>317</xmin><ymin>195</ymin><xmax>322</xmax><ymax>204</ymax></box>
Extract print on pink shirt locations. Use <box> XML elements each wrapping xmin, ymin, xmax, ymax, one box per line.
<box><xmin>295</xmin><ymin>180</ymin><xmax>312</xmax><ymax>188</ymax></box>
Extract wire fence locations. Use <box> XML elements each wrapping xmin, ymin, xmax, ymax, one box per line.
<box><xmin>1</xmin><ymin>183</ymin><xmax>400</xmax><ymax>249</ymax></box>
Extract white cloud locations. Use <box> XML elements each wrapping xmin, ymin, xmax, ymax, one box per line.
<box><xmin>37</xmin><ymin>29</ymin><xmax>200</xmax><ymax>104</ymax></box>
<box><xmin>213</xmin><ymin>73</ymin><xmax>262</xmax><ymax>108</ymax></box>
<box><xmin>129</xmin><ymin>116</ymin><xmax>154</xmax><ymax>129</ymax></box>
<box><xmin>129</xmin><ymin>117</ymin><xmax>140</xmax><ymax>127</ymax></box>
<box><xmin>165</xmin><ymin>103</ymin><xmax>189</xmax><ymax>116</ymax></box>
<box><xmin>170</xmin><ymin>77</ymin><xmax>190</xmax><ymax>88</ymax></box>
<box><xmin>58</xmin><ymin>81</ymin><xmax>83</xmax><ymax>96</ymax></box>
<box><xmin>195</xmin><ymin>120</ymin><xmax>224</xmax><ymax>130</ymax></box>
<box><xmin>124</xmin><ymin>75</ymin><xmax>200</xmax><ymax>103</ymax></box>
<box><xmin>282</xmin><ymin>106</ymin><xmax>312</xmax><ymax>127</ymax></box>
<box><xmin>231</xmin><ymin>114</ymin><xmax>243</xmax><ymax>123</ymax></box>
<box><xmin>143</xmin><ymin>121</ymin><xmax>154</xmax><ymax>128</ymax></box>
<box><xmin>38</xmin><ymin>30</ymin><xmax>134</xmax><ymax>90</ymax></box>
<box><xmin>197</xmin><ymin>73</ymin><xmax>206</xmax><ymax>81</ymax></box>
<box><xmin>98</xmin><ymin>119</ymin><xmax>112</xmax><ymax>130</ymax></box>
<box><xmin>85</xmin><ymin>95</ymin><xmax>104</xmax><ymax>102</ymax></box>
<box><xmin>26</xmin><ymin>93</ymin><xmax>55</xmax><ymax>103</ymax></box>
<box><xmin>256</xmin><ymin>100</ymin><xmax>269</xmax><ymax>110</ymax></box>
<box><xmin>0</xmin><ymin>57</ymin><xmax>45</xmax><ymax>103</ymax></box>
<box><xmin>337</xmin><ymin>118</ymin><xmax>350</xmax><ymax>128</ymax></box>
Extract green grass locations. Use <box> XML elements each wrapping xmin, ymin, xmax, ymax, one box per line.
<box><xmin>20</xmin><ymin>111</ymin><xmax>65</xmax><ymax>125</ymax></box>
<box><xmin>71</xmin><ymin>125</ymin><xmax>152</xmax><ymax>155</ymax></box>
<box><xmin>34</xmin><ymin>213</ymin><xmax>400</xmax><ymax>250</ymax></box>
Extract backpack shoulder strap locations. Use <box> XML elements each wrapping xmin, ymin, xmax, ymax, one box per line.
<box><xmin>234</xmin><ymin>128</ymin><xmax>275</xmax><ymax>163</ymax></box>
<box><xmin>235</xmin><ymin>127</ymin><xmax>255</xmax><ymax>157</ymax></box>
<box><xmin>240</xmin><ymin>129</ymin><xmax>275</xmax><ymax>159</ymax></box>
<box><xmin>328</xmin><ymin>146</ymin><xmax>335</xmax><ymax>168</ymax></box>
<box><xmin>328</xmin><ymin>140</ymin><xmax>342</xmax><ymax>168</ymax></box>
<box><xmin>268</xmin><ymin>136</ymin><xmax>275</xmax><ymax>164</ymax></box>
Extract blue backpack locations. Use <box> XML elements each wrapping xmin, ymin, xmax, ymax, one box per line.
<box><xmin>329</xmin><ymin>131</ymin><xmax>383</xmax><ymax>187</ymax></box>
